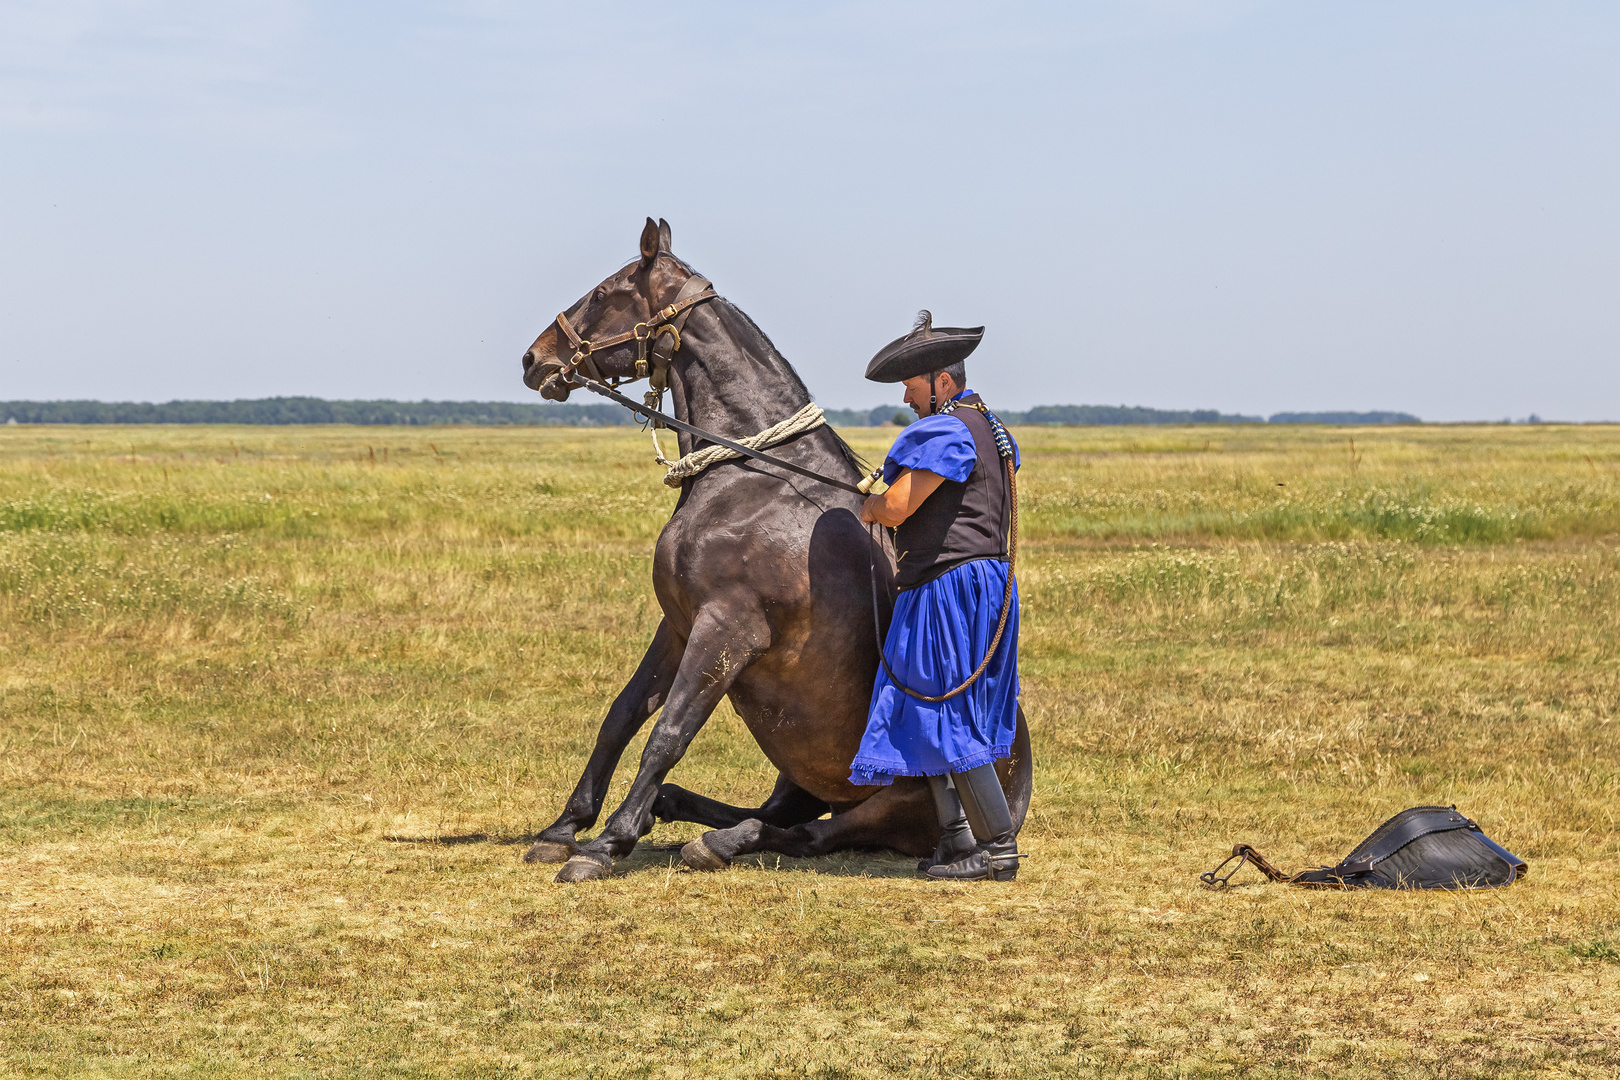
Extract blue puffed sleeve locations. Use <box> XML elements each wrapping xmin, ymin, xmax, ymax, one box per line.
<box><xmin>882</xmin><ymin>414</ymin><xmax>976</xmax><ymax>484</ymax></box>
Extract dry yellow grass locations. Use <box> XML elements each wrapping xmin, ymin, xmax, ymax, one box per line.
<box><xmin>2</xmin><ymin>422</ymin><xmax>1617</xmax><ymax>1078</ymax></box>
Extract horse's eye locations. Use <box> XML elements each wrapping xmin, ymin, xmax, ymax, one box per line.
<box><xmin>593</xmin><ymin>288</ymin><xmax>606</xmax><ymax>302</ymax></box>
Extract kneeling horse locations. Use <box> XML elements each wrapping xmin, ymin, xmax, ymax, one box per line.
<box><xmin>518</xmin><ymin>218</ymin><xmax>1031</xmax><ymax>882</ymax></box>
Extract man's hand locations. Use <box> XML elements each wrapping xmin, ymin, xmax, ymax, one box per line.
<box><xmin>860</xmin><ymin>468</ymin><xmax>947</xmax><ymax>526</ymax></box>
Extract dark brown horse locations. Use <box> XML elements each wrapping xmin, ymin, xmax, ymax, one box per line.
<box><xmin>519</xmin><ymin>218</ymin><xmax>1031</xmax><ymax>882</ymax></box>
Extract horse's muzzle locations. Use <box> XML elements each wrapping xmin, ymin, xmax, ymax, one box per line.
<box><xmin>521</xmin><ymin>348</ymin><xmax>573</xmax><ymax>401</ymax></box>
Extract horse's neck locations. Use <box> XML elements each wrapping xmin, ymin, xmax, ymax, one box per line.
<box><xmin>669</xmin><ymin>303</ymin><xmax>810</xmax><ymax>441</ymax></box>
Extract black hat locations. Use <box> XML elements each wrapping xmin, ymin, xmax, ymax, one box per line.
<box><xmin>864</xmin><ymin>311</ymin><xmax>984</xmax><ymax>383</ymax></box>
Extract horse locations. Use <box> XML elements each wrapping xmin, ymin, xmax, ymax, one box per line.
<box><xmin>518</xmin><ymin>217</ymin><xmax>1031</xmax><ymax>883</ymax></box>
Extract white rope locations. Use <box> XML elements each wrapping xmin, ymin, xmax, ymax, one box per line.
<box><xmin>653</xmin><ymin>402</ymin><xmax>827</xmax><ymax>488</ymax></box>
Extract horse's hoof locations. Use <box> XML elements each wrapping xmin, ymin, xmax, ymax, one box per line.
<box><xmin>681</xmin><ymin>837</ymin><xmax>730</xmax><ymax>873</ymax></box>
<box><xmin>522</xmin><ymin>840</ymin><xmax>575</xmax><ymax>864</ymax></box>
<box><xmin>554</xmin><ymin>854</ymin><xmax>612</xmax><ymax>883</ymax></box>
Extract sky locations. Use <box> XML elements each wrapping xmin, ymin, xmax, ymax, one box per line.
<box><xmin>2</xmin><ymin>1</ymin><xmax>1617</xmax><ymax>420</ymax></box>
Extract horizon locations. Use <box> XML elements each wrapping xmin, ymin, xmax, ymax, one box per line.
<box><xmin>5</xmin><ymin>395</ymin><xmax>1599</xmax><ymax>426</ymax></box>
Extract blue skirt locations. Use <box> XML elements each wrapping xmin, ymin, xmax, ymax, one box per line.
<box><xmin>849</xmin><ymin>558</ymin><xmax>1020</xmax><ymax>786</ymax></box>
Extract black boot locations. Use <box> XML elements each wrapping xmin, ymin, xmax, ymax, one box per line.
<box><xmin>924</xmin><ymin>837</ymin><xmax>1022</xmax><ymax>881</ymax></box>
<box><xmin>926</xmin><ymin>763</ymin><xmax>1024</xmax><ymax>882</ymax></box>
<box><xmin>918</xmin><ymin>774</ymin><xmax>978</xmax><ymax>874</ymax></box>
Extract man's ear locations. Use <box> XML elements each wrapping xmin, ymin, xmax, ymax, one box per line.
<box><xmin>639</xmin><ymin>217</ymin><xmax>659</xmax><ymax>266</ymax></box>
<box><xmin>657</xmin><ymin>218</ymin><xmax>672</xmax><ymax>254</ymax></box>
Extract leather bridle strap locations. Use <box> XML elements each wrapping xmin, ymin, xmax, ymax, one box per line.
<box><xmin>555</xmin><ymin>278</ymin><xmax>717</xmax><ymax>383</ymax></box>
<box><xmin>554</xmin><ymin>308</ymin><xmax>605</xmax><ymax>382</ymax></box>
<box><xmin>643</xmin><ymin>274</ymin><xmax>712</xmax><ymax>380</ymax></box>
<box><xmin>1200</xmin><ymin>844</ymin><xmax>1294</xmax><ymax>888</ymax></box>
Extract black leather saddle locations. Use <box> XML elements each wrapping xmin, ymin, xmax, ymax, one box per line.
<box><xmin>1201</xmin><ymin>805</ymin><xmax>1528</xmax><ymax>890</ymax></box>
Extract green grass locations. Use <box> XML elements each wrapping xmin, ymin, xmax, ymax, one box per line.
<box><xmin>2</xmin><ymin>423</ymin><xmax>1618</xmax><ymax>1078</ymax></box>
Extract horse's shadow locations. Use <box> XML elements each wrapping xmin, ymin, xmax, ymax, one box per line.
<box><xmin>616</xmin><ymin>841</ymin><xmax>923</xmax><ymax>879</ymax></box>
<box><xmin>381</xmin><ymin>834</ymin><xmax>921</xmax><ymax>879</ymax></box>
<box><xmin>381</xmin><ymin>832</ymin><xmax>523</xmax><ymax>847</ymax></box>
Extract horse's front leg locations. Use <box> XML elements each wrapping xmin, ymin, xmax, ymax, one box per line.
<box><xmin>523</xmin><ymin>619</ymin><xmax>682</xmax><ymax>864</ymax></box>
<box><xmin>654</xmin><ymin>772</ymin><xmax>830</xmax><ymax>832</ymax></box>
<box><xmin>555</xmin><ymin>609</ymin><xmax>766</xmax><ymax>883</ymax></box>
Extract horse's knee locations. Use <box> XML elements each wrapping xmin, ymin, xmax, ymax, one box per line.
<box><xmin>653</xmin><ymin>783</ymin><xmax>686</xmax><ymax>823</ymax></box>
<box><xmin>643</xmin><ymin>724</ymin><xmax>699</xmax><ymax>766</ymax></box>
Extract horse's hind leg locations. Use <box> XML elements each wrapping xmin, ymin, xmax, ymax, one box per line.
<box><xmin>523</xmin><ymin>619</ymin><xmax>682</xmax><ymax>864</ymax></box>
<box><xmin>683</xmin><ymin>779</ymin><xmax>937</xmax><ymax>870</ymax></box>
<box><xmin>655</xmin><ymin>772</ymin><xmax>829</xmax><ymax>831</ymax></box>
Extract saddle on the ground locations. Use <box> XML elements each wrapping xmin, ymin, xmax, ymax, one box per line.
<box><xmin>1201</xmin><ymin>805</ymin><xmax>1527</xmax><ymax>890</ymax></box>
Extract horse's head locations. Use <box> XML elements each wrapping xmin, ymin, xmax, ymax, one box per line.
<box><xmin>521</xmin><ymin>217</ymin><xmax>705</xmax><ymax>401</ymax></box>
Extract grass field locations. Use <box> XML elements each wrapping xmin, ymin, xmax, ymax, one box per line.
<box><xmin>2</xmin><ymin>421</ymin><xmax>1618</xmax><ymax>1078</ymax></box>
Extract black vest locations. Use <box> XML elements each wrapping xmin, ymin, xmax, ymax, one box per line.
<box><xmin>892</xmin><ymin>394</ymin><xmax>1012</xmax><ymax>591</ymax></box>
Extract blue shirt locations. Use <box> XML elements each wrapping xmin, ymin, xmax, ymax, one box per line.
<box><xmin>882</xmin><ymin>389</ymin><xmax>1020</xmax><ymax>484</ymax></box>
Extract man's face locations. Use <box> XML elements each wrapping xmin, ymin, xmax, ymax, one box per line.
<box><xmin>901</xmin><ymin>373</ymin><xmax>959</xmax><ymax>417</ymax></box>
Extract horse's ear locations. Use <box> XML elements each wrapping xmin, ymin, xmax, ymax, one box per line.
<box><xmin>639</xmin><ymin>217</ymin><xmax>659</xmax><ymax>266</ymax></box>
<box><xmin>657</xmin><ymin>218</ymin><xmax>672</xmax><ymax>254</ymax></box>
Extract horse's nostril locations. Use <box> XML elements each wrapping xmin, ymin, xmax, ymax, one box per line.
<box><xmin>522</xmin><ymin>350</ymin><xmax>536</xmax><ymax>369</ymax></box>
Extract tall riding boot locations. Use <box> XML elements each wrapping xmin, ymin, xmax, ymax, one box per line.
<box><xmin>918</xmin><ymin>774</ymin><xmax>978</xmax><ymax>874</ymax></box>
<box><xmin>926</xmin><ymin>763</ymin><xmax>1023</xmax><ymax>882</ymax></box>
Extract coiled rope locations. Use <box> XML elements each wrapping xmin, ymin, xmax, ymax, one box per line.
<box><xmin>652</xmin><ymin>402</ymin><xmax>827</xmax><ymax>488</ymax></box>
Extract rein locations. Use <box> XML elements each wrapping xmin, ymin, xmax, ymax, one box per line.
<box><xmin>564</xmin><ymin>374</ymin><xmax>867</xmax><ymax>496</ymax></box>
<box><xmin>549</xmin><ymin>267</ymin><xmax>869</xmax><ymax>497</ymax></box>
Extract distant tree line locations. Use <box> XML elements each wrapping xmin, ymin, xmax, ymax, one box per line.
<box><xmin>1015</xmin><ymin>404</ymin><xmax>1264</xmax><ymax>425</ymax></box>
<box><xmin>1267</xmin><ymin>410</ymin><xmax>1421</xmax><ymax>425</ymax></box>
<box><xmin>820</xmin><ymin>406</ymin><xmax>920</xmax><ymax>428</ymax></box>
<box><xmin>1</xmin><ymin>398</ymin><xmax>1423</xmax><ymax>427</ymax></box>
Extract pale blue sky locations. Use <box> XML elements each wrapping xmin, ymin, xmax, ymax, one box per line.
<box><xmin>3</xmin><ymin>2</ymin><xmax>1617</xmax><ymax>419</ymax></box>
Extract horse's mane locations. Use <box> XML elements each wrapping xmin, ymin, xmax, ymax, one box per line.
<box><xmin>718</xmin><ymin>300</ymin><xmax>871</xmax><ymax>477</ymax></box>
<box><xmin>674</xmin><ymin>258</ymin><xmax>871</xmax><ymax>477</ymax></box>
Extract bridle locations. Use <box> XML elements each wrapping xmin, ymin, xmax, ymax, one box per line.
<box><xmin>551</xmin><ymin>263</ymin><xmax>719</xmax><ymax>419</ymax></box>
<box><xmin>542</xmin><ymin>261</ymin><xmax>868</xmax><ymax>496</ymax></box>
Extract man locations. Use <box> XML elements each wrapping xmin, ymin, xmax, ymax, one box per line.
<box><xmin>851</xmin><ymin>311</ymin><xmax>1023</xmax><ymax>883</ymax></box>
